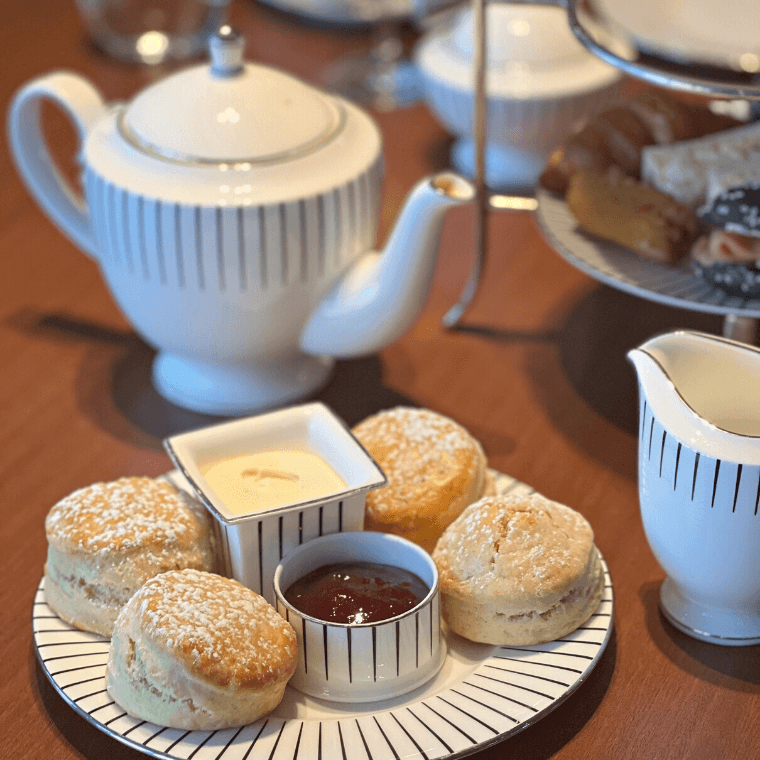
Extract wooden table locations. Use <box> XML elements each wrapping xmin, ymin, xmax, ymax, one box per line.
<box><xmin>1</xmin><ymin>2</ymin><xmax>758</xmax><ymax>758</ymax></box>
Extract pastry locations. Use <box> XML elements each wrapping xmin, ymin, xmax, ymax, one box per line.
<box><xmin>624</xmin><ymin>89</ymin><xmax>695</xmax><ymax>145</ymax></box>
<box><xmin>700</xmin><ymin>158</ymin><xmax>760</xmax><ymax>238</ymax></box>
<box><xmin>106</xmin><ymin>569</ymin><xmax>297</xmax><ymax>730</ymax></box>
<box><xmin>689</xmin><ymin>157</ymin><xmax>760</xmax><ymax>296</ymax></box>
<box><xmin>539</xmin><ymin>91</ymin><xmax>742</xmax><ymax>196</ymax></box>
<box><xmin>539</xmin><ymin>103</ymin><xmax>656</xmax><ymax>194</ymax></box>
<box><xmin>44</xmin><ymin>476</ymin><xmax>215</xmax><ymax>636</ymax></box>
<box><xmin>566</xmin><ymin>168</ymin><xmax>698</xmax><ymax>264</ymax></box>
<box><xmin>692</xmin><ymin>229</ymin><xmax>760</xmax><ymax>267</ymax></box>
<box><xmin>539</xmin><ymin>122</ymin><xmax>616</xmax><ymax>195</ymax></box>
<box><xmin>691</xmin><ymin>225</ymin><xmax>760</xmax><ymax>297</ymax></box>
<box><xmin>627</xmin><ymin>91</ymin><xmax>739</xmax><ymax>146</ymax></box>
<box><xmin>641</xmin><ymin>119</ymin><xmax>760</xmax><ymax>209</ymax></box>
<box><xmin>432</xmin><ymin>492</ymin><xmax>604</xmax><ymax>646</ymax></box>
<box><xmin>352</xmin><ymin>407</ymin><xmax>493</xmax><ymax>553</ymax></box>
<box><xmin>593</xmin><ymin>104</ymin><xmax>656</xmax><ymax>177</ymax></box>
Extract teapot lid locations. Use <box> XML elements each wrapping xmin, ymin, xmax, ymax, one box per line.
<box><xmin>451</xmin><ymin>4</ymin><xmax>586</xmax><ymax>69</ymax></box>
<box><xmin>120</xmin><ymin>27</ymin><xmax>344</xmax><ymax>164</ymax></box>
<box><xmin>418</xmin><ymin>4</ymin><xmax>621</xmax><ymax>98</ymax></box>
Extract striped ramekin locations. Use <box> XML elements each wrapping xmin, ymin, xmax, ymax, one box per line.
<box><xmin>274</xmin><ymin>531</ymin><xmax>446</xmax><ymax>702</ymax></box>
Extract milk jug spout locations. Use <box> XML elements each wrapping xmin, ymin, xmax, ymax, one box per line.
<box><xmin>628</xmin><ymin>330</ymin><xmax>760</xmax><ymax>463</ymax></box>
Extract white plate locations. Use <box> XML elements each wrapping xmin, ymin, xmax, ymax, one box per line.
<box><xmin>256</xmin><ymin>0</ymin><xmax>448</xmax><ymax>25</ymax></box>
<box><xmin>596</xmin><ymin>0</ymin><xmax>760</xmax><ymax>70</ymax></box>
<box><xmin>33</xmin><ymin>472</ymin><xmax>613</xmax><ymax>760</ymax></box>
<box><xmin>535</xmin><ymin>188</ymin><xmax>760</xmax><ymax>318</ymax></box>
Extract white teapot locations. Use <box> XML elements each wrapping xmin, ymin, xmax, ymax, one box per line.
<box><xmin>9</xmin><ymin>27</ymin><xmax>474</xmax><ymax>415</ymax></box>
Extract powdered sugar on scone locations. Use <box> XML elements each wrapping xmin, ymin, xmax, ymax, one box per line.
<box><xmin>45</xmin><ymin>477</ymin><xmax>206</xmax><ymax>555</ymax></box>
<box><xmin>433</xmin><ymin>492</ymin><xmax>595</xmax><ymax>602</ymax></box>
<box><xmin>43</xmin><ymin>477</ymin><xmax>216</xmax><ymax>637</ymax></box>
<box><xmin>107</xmin><ymin>569</ymin><xmax>297</xmax><ymax>729</ymax></box>
<box><xmin>353</xmin><ymin>407</ymin><xmax>479</xmax><ymax>510</ymax></box>
<box><xmin>432</xmin><ymin>492</ymin><xmax>603</xmax><ymax>645</ymax></box>
<box><xmin>129</xmin><ymin>569</ymin><xmax>297</xmax><ymax>688</ymax></box>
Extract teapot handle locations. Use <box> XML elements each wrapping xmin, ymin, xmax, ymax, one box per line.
<box><xmin>8</xmin><ymin>72</ymin><xmax>105</xmax><ymax>258</ymax></box>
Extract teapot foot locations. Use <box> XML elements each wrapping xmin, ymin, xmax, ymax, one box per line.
<box><xmin>659</xmin><ymin>579</ymin><xmax>760</xmax><ymax>646</ymax></box>
<box><xmin>152</xmin><ymin>352</ymin><xmax>333</xmax><ymax>416</ymax></box>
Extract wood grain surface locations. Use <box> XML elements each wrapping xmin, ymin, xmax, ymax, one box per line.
<box><xmin>1</xmin><ymin>1</ymin><xmax>758</xmax><ymax>759</ymax></box>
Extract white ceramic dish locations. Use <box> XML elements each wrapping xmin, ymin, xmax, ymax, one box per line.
<box><xmin>597</xmin><ymin>0</ymin><xmax>760</xmax><ymax>71</ymax></box>
<box><xmin>164</xmin><ymin>402</ymin><xmax>387</xmax><ymax>605</ymax></box>
<box><xmin>33</xmin><ymin>471</ymin><xmax>613</xmax><ymax>760</ymax></box>
<box><xmin>415</xmin><ymin>4</ymin><xmax>622</xmax><ymax>189</ymax></box>
<box><xmin>274</xmin><ymin>531</ymin><xmax>445</xmax><ymax>702</ymax></box>
<box><xmin>535</xmin><ymin>188</ymin><xmax>760</xmax><ymax>318</ymax></box>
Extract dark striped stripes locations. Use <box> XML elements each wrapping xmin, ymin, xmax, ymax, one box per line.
<box><xmin>85</xmin><ymin>164</ymin><xmax>380</xmax><ymax>294</ymax></box>
<box><xmin>641</xmin><ymin>397</ymin><xmax>760</xmax><ymax>515</ymax></box>
<box><xmin>284</xmin><ymin>586</ymin><xmax>441</xmax><ymax>690</ymax></box>
<box><xmin>218</xmin><ymin>497</ymin><xmax>348</xmax><ymax>605</ymax></box>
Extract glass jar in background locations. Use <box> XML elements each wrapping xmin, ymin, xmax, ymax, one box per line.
<box><xmin>75</xmin><ymin>0</ymin><xmax>231</xmax><ymax>64</ymax></box>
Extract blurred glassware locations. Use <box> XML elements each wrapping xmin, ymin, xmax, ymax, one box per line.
<box><xmin>75</xmin><ymin>0</ymin><xmax>231</xmax><ymax>64</ymax></box>
<box><xmin>320</xmin><ymin>25</ymin><xmax>419</xmax><ymax>111</ymax></box>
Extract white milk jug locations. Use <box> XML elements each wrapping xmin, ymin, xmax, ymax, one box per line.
<box><xmin>628</xmin><ymin>330</ymin><xmax>760</xmax><ymax>645</ymax></box>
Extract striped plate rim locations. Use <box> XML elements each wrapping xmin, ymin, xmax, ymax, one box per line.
<box><xmin>535</xmin><ymin>188</ymin><xmax>760</xmax><ymax>318</ymax></box>
<box><xmin>33</xmin><ymin>471</ymin><xmax>613</xmax><ymax>760</ymax></box>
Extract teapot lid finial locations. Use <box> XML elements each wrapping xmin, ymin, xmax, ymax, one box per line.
<box><xmin>209</xmin><ymin>25</ymin><xmax>245</xmax><ymax>77</ymax></box>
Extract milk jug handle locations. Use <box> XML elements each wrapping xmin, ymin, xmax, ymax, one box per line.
<box><xmin>7</xmin><ymin>72</ymin><xmax>105</xmax><ymax>259</ymax></box>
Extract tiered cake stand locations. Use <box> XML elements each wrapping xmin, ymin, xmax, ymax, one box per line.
<box><xmin>445</xmin><ymin>0</ymin><xmax>760</xmax><ymax>343</ymax></box>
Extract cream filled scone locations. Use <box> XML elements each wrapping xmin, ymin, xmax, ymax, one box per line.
<box><xmin>432</xmin><ymin>492</ymin><xmax>604</xmax><ymax>645</ymax></box>
<box><xmin>107</xmin><ymin>569</ymin><xmax>297</xmax><ymax>730</ymax></box>
<box><xmin>352</xmin><ymin>407</ymin><xmax>493</xmax><ymax>552</ymax></box>
<box><xmin>44</xmin><ymin>476</ymin><xmax>215</xmax><ymax>636</ymax></box>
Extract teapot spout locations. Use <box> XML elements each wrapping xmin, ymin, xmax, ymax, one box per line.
<box><xmin>300</xmin><ymin>172</ymin><xmax>475</xmax><ymax>357</ymax></box>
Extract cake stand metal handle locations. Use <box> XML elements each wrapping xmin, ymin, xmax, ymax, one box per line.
<box><xmin>442</xmin><ymin>0</ymin><xmax>488</xmax><ymax>329</ymax></box>
<box><xmin>442</xmin><ymin>0</ymin><xmax>545</xmax><ymax>329</ymax></box>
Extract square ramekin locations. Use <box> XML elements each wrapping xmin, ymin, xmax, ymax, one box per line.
<box><xmin>163</xmin><ymin>402</ymin><xmax>387</xmax><ymax>605</ymax></box>
<box><xmin>273</xmin><ymin>531</ymin><xmax>446</xmax><ymax>702</ymax></box>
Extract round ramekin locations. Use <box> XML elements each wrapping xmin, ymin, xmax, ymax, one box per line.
<box><xmin>274</xmin><ymin>531</ymin><xmax>445</xmax><ymax>703</ymax></box>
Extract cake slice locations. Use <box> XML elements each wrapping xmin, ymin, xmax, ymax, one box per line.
<box><xmin>566</xmin><ymin>168</ymin><xmax>698</xmax><ymax>264</ymax></box>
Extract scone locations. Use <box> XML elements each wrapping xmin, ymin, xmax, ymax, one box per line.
<box><xmin>432</xmin><ymin>492</ymin><xmax>604</xmax><ymax>645</ymax></box>
<box><xmin>44</xmin><ymin>476</ymin><xmax>215</xmax><ymax>636</ymax></box>
<box><xmin>106</xmin><ymin>569</ymin><xmax>297</xmax><ymax>730</ymax></box>
<box><xmin>352</xmin><ymin>407</ymin><xmax>493</xmax><ymax>553</ymax></box>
